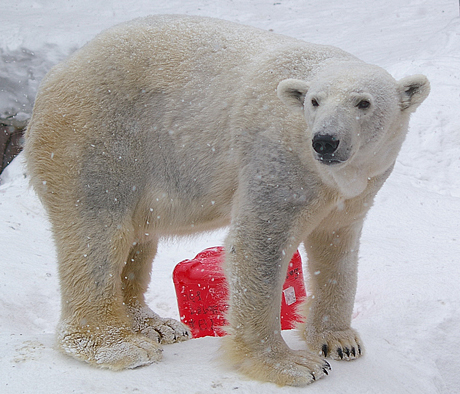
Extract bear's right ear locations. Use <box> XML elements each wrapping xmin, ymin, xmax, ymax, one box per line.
<box><xmin>277</xmin><ymin>79</ymin><xmax>309</xmax><ymax>112</ymax></box>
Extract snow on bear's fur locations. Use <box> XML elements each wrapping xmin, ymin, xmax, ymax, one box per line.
<box><xmin>24</xmin><ymin>15</ymin><xmax>429</xmax><ymax>386</ymax></box>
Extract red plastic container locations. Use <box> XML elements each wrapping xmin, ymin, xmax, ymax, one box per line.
<box><xmin>173</xmin><ymin>246</ymin><xmax>306</xmax><ymax>338</ymax></box>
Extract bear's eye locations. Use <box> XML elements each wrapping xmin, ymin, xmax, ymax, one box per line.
<box><xmin>311</xmin><ymin>98</ymin><xmax>319</xmax><ymax>107</ymax></box>
<box><xmin>357</xmin><ymin>100</ymin><xmax>370</xmax><ymax>109</ymax></box>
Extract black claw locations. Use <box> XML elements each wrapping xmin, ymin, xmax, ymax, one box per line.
<box><xmin>358</xmin><ymin>345</ymin><xmax>362</xmax><ymax>355</ymax></box>
<box><xmin>310</xmin><ymin>372</ymin><xmax>316</xmax><ymax>381</ymax></box>
<box><xmin>344</xmin><ymin>347</ymin><xmax>350</xmax><ymax>357</ymax></box>
<box><xmin>337</xmin><ymin>348</ymin><xmax>344</xmax><ymax>359</ymax></box>
<box><xmin>324</xmin><ymin>360</ymin><xmax>331</xmax><ymax>370</ymax></box>
<box><xmin>322</xmin><ymin>344</ymin><xmax>329</xmax><ymax>357</ymax></box>
<box><xmin>351</xmin><ymin>347</ymin><xmax>356</xmax><ymax>357</ymax></box>
<box><xmin>322</xmin><ymin>368</ymin><xmax>329</xmax><ymax>375</ymax></box>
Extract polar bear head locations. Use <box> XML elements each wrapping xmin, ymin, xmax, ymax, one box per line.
<box><xmin>277</xmin><ymin>62</ymin><xmax>430</xmax><ymax>197</ymax></box>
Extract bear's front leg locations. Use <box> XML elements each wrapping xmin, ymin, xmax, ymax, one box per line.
<box><xmin>221</xmin><ymin>215</ymin><xmax>331</xmax><ymax>386</ymax></box>
<box><xmin>302</xmin><ymin>220</ymin><xmax>365</xmax><ymax>361</ymax></box>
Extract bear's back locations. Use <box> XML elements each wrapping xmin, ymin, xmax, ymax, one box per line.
<box><xmin>40</xmin><ymin>15</ymin><xmax>354</xmax><ymax>99</ymax></box>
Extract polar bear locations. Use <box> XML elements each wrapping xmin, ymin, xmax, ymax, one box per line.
<box><xmin>24</xmin><ymin>15</ymin><xmax>429</xmax><ymax>386</ymax></box>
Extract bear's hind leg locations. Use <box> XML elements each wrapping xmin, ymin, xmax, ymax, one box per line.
<box><xmin>122</xmin><ymin>239</ymin><xmax>190</xmax><ymax>343</ymax></box>
<box><xmin>55</xmin><ymin>218</ymin><xmax>163</xmax><ymax>370</ymax></box>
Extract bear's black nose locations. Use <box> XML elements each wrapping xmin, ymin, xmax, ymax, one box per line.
<box><xmin>312</xmin><ymin>134</ymin><xmax>340</xmax><ymax>155</ymax></box>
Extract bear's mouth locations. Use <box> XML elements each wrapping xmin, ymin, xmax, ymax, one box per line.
<box><xmin>316</xmin><ymin>157</ymin><xmax>344</xmax><ymax>165</ymax></box>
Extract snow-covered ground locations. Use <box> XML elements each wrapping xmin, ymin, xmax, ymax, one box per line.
<box><xmin>1</xmin><ymin>1</ymin><xmax>459</xmax><ymax>393</ymax></box>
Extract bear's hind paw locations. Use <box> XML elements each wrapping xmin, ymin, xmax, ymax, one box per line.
<box><xmin>128</xmin><ymin>305</ymin><xmax>191</xmax><ymax>344</ymax></box>
<box><xmin>57</xmin><ymin>323</ymin><xmax>163</xmax><ymax>369</ymax></box>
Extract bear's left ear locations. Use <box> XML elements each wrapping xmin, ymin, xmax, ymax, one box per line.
<box><xmin>397</xmin><ymin>74</ymin><xmax>430</xmax><ymax>112</ymax></box>
<box><xmin>277</xmin><ymin>79</ymin><xmax>309</xmax><ymax>112</ymax></box>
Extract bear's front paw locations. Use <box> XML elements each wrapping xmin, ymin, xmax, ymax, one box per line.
<box><xmin>221</xmin><ymin>337</ymin><xmax>331</xmax><ymax>386</ymax></box>
<box><xmin>127</xmin><ymin>304</ymin><xmax>190</xmax><ymax>344</ymax></box>
<box><xmin>304</xmin><ymin>327</ymin><xmax>363</xmax><ymax>361</ymax></box>
<box><xmin>57</xmin><ymin>322</ymin><xmax>163</xmax><ymax>369</ymax></box>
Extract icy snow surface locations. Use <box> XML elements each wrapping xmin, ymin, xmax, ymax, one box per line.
<box><xmin>1</xmin><ymin>1</ymin><xmax>459</xmax><ymax>393</ymax></box>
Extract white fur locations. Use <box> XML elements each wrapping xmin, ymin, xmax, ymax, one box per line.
<box><xmin>24</xmin><ymin>15</ymin><xmax>429</xmax><ymax>386</ymax></box>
